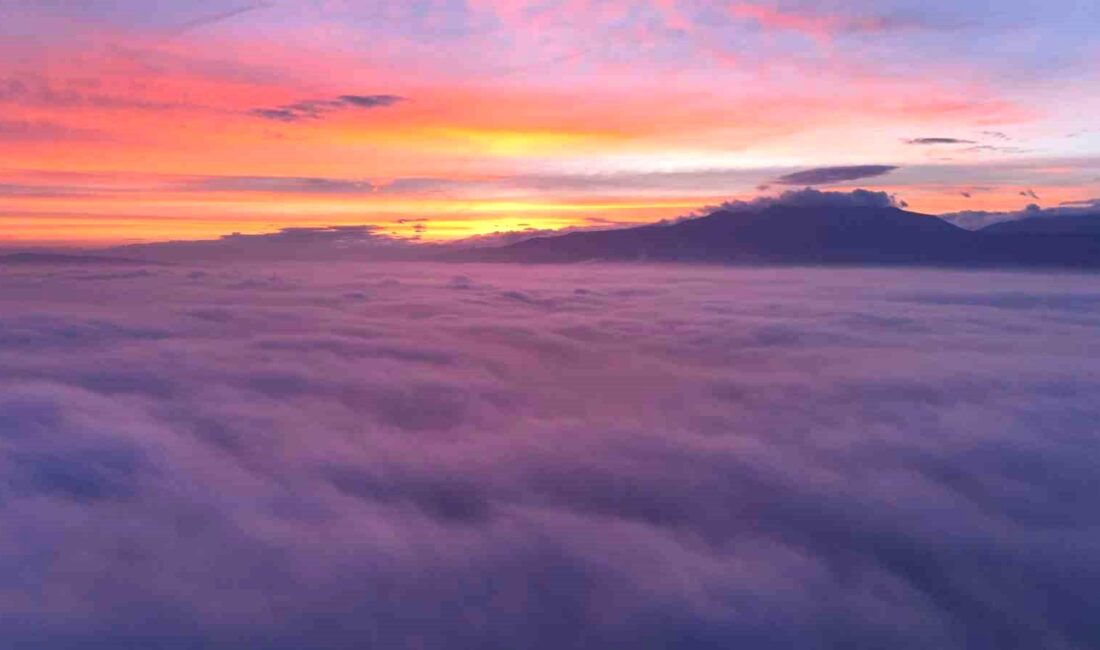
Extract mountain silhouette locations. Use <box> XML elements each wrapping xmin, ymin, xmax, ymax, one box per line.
<box><xmin>71</xmin><ymin>191</ymin><xmax>1100</xmax><ymax>270</ymax></box>
<box><xmin>455</xmin><ymin>204</ymin><xmax>1100</xmax><ymax>268</ymax></box>
<box><xmin>982</xmin><ymin>212</ymin><xmax>1100</xmax><ymax>235</ymax></box>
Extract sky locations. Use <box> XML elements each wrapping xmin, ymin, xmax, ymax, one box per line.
<box><xmin>2</xmin><ymin>0</ymin><xmax>1099</xmax><ymax>245</ymax></box>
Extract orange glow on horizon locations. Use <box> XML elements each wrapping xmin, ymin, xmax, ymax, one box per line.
<box><xmin>1</xmin><ymin>1</ymin><xmax>1097</xmax><ymax>246</ymax></box>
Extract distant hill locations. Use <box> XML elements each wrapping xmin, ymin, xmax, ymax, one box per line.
<box><xmin>0</xmin><ymin>252</ymin><xmax>152</xmax><ymax>266</ymax></box>
<box><xmin>982</xmin><ymin>212</ymin><xmax>1100</xmax><ymax>236</ymax></box>
<box><xmin>106</xmin><ymin>226</ymin><xmax>428</xmax><ymax>263</ymax></box>
<box><xmin>453</xmin><ymin>204</ymin><xmax>1100</xmax><ymax>269</ymax></box>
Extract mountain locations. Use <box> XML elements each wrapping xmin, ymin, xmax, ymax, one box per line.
<box><xmin>982</xmin><ymin>212</ymin><xmax>1100</xmax><ymax>235</ymax></box>
<box><xmin>454</xmin><ymin>204</ymin><xmax>1100</xmax><ymax>269</ymax></box>
<box><xmin>43</xmin><ymin>196</ymin><xmax>1098</xmax><ymax>270</ymax></box>
<box><xmin>455</xmin><ymin>204</ymin><xmax>981</xmax><ymax>265</ymax></box>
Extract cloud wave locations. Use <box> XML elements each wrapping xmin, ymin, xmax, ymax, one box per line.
<box><xmin>0</xmin><ymin>262</ymin><xmax>1098</xmax><ymax>648</ymax></box>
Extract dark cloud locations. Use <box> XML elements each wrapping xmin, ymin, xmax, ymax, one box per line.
<box><xmin>0</xmin><ymin>262</ymin><xmax>1098</xmax><ymax>648</ymax></box>
<box><xmin>338</xmin><ymin>94</ymin><xmax>405</xmax><ymax>108</ymax></box>
<box><xmin>904</xmin><ymin>137</ymin><xmax>976</xmax><ymax>145</ymax></box>
<box><xmin>220</xmin><ymin>225</ymin><xmax>383</xmax><ymax>243</ymax></box>
<box><xmin>186</xmin><ymin>176</ymin><xmax>375</xmax><ymax>194</ymax></box>
<box><xmin>773</xmin><ymin>165</ymin><xmax>899</xmax><ymax>186</ymax></box>
<box><xmin>250</xmin><ymin>94</ymin><xmax>405</xmax><ymax>122</ymax></box>
<box><xmin>1060</xmin><ymin>198</ymin><xmax>1100</xmax><ymax>208</ymax></box>
<box><xmin>248</xmin><ymin>107</ymin><xmax>302</xmax><ymax>121</ymax></box>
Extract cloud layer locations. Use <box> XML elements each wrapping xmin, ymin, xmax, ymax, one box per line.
<box><xmin>1</xmin><ymin>261</ymin><xmax>1099</xmax><ymax>648</ymax></box>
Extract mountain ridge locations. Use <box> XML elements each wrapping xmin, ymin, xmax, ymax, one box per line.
<box><xmin>452</xmin><ymin>204</ymin><xmax>1100</xmax><ymax>268</ymax></box>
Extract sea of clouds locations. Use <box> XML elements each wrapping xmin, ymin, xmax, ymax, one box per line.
<box><xmin>1</xmin><ymin>261</ymin><xmax>1098</xmax><ymax>649</ymax></box>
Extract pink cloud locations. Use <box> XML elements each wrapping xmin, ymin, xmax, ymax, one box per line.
<box><xmin>728</xmin><ymin>2</ymin><xmax>918</xmax><ymax>43</ymax></box>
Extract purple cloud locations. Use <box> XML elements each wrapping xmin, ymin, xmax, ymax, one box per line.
<box><xmin>0</xmin><ymin>119</ymin><xmax>99</xmax><ymax>142</ymax></box>
<box><xmin>0</xmin><ymin>261</ymin><xmax>1097</xmax><ymax>648</ymax></box>
<box><xmin>773</xmin><ymin>165</ymin><xmax>899</xmax><ymax>186</ymax></box>
<box><xmin>249</xmin><ymin>95</ymin><xmax>406</xmax><ymax>122</ymax></box>
<box><xmin>185</xmin><ymin>175</ymin><xmax>375</xmax><ymax>194</ymax></box>
<box><xmin>686</xmin><ymin>188</ymin><xmax>904</xmax><ymax>218</ymax></box>
<box><xmin>904</xmin><ymin>137</ymin><xmax>976</xmax><ymax>145</ymax></box>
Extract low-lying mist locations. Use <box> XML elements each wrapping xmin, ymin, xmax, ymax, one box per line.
<box><xmin>1</xmin><ymin>262</ymin><xmax>1098</xmax><ymax>649</ymax></box>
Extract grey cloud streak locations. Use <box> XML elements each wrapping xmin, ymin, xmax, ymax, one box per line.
<box><xmin>187</xmin><ymin>175</ymin><xmax>376</xmax><ymax>193</ymax></box>
<box><xmin>0</xmin><ymin>262</ymin><xmax>1098</xmax><ymax>648</ymax></box>
<box><xmin>773</xmin><ymin>165</ymin><xmax>899</xmax><ymax>185</ymax></box>
<box><xmin>250</xmin><ymin>94</ymin><xmax>405</xmax><ymax>122</ymax></box>
<box><xmin>905</xmin><ymin>137</ymin><xmax>976</xmax><ymax>145</ymax></box>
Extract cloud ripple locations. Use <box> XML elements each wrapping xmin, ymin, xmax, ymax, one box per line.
<box><xmin>0</xmin><ymin>262</ymin><xmax>1098</xmax><ymax>649</ymax></box>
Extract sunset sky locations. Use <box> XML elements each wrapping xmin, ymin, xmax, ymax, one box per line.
<box><xmin>2</xmin><ymin>0</ymin><xmax>1099</xmax><ymax>244</ymax></box>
